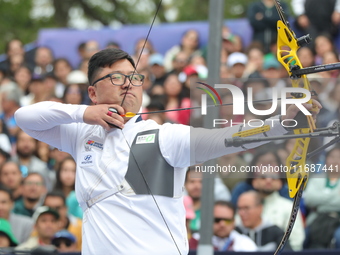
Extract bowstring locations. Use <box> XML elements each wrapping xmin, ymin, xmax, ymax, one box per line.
<box><xmin>119</xmin><ymin>0</ymin><xmax>183</xmax><ymax>254</ymax></box>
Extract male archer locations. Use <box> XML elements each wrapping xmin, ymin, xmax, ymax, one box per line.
<box><xmin>14</xmin><ymin>48</ymin><xmax>321</xmax><ymax>255</ymax></box>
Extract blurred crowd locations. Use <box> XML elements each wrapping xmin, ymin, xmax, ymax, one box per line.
<box><xmin>0</xmin><ymin>0</ymin><xmax>339</xmax><ymax>253</ymax></box>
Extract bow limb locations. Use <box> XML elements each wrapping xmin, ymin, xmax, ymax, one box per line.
<box><xmin>275</xmin><ymin>4</ymin><xmax>315</xmax><ymax>199</ymax></box>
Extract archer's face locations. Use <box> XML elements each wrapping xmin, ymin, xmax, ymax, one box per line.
<box><xmin>88</xmin><ymin>59</ymin><xmax>143</xmax><ymax>114</ymax></box>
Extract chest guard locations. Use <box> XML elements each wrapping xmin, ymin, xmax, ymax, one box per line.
<box><xmin>125</xmin><ymin>129</ymin><xmax>175</xmax><ymax>197</ymax></box>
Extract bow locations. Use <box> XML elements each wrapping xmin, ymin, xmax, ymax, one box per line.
<box><xmin>273</xmin><ymin>1</ymin><xmax>336</xmax><ymax>253</ymax></box>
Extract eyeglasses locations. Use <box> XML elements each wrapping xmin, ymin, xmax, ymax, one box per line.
<box><xmin>52</xmin><ymin>238</ymin><xmax>73</xmax><ymax>248</ymax></box>
<box><xmin>214</xmin><ymin>218</ymin><xmax>234</xmax><ymax>224</ymax></box>
<box><xmin>91</xmin><ymin>72</ymin><xmax>144</xmax><ymax>87</ymax></box>
<box><xmin>23</xmin><ymin>181</ymin><xmax>44</xmax><ymax>186</ymax></box>
<box><xmin>237</xmin><ymin>205</ymin><xmax>260</xmax><ymax>212</ymax></box>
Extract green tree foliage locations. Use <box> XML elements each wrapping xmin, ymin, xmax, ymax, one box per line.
<box><xmin>0</xmin><ymin>0</ymin><xmax>292</xmax><ymax>54</ymax></box>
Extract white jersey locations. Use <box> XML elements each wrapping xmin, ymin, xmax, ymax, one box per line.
<box><xmin>15</xmin><ymin>101</ymin><xmax>287</xmax><ymax>255</ymax></box>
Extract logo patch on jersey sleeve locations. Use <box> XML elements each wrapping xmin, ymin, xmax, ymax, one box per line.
<box><xmin>136</xmin><ymin>134</ymin><xmax>155</xmax><ymax>144</ymax></box>
<box><xmin>85</xmin><ymin>140</ymin><xmax>103</xmax><ymax>150</ymax></box>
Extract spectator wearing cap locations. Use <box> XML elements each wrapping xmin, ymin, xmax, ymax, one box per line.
<box><xmin>0</xmin><ymin>185</ymin><xmax>33</xmax><ymax>244</ymax></box>
<box><xmin>0</xmin><ymin>218</ymin><xmax>18</xmax><ymax>248</ymax></box>
<box><xmin>226</xmin><ymin>52</ymin><xmax>248</xmax><ymax>80</ymax></box>
<box><xmin>52</xmin><ymin>230</ymin><xmax>78</xmax><ymax>252</ymax></box>
<box><xmin>0</xmin><ymin>86</ymin><xmax>22</xmax><ymax>144</ymax></box>
<box><xmin>15</xmin><ymin>206</ymin><xmax>59</xmax><ymax>250</ymax></box>
<box><xmin>66</xmin><ymin>70</ymin><xmax>90</xmax><ymax>105</ymax></box>
<box><xmin>260</xmin><ymin>55</ymin><xmax>286</xmax><ymax>90</ymax></box>
<box><xmin>43</xmin><ymin>191</ymin><xmax>82</xmax><ymax>250</ymax></box>
<box><xmin>149</xmin><ymin>53</ymin><xmax>167</xmax><ymax>90</ymax></box>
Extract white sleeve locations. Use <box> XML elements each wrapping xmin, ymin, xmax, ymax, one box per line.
<box><xmin>190</xmin><ymin>116</ymin><xmax>287</xmax><ymax>165</ymax></box>
<box><xmin>291</xmin><ymin>0</ymin><xmax>306</xmax><ymax>16</ymax></box>
<box><xmin>159</xmin><ymin>116</ymin><xmax>287</xmax><ymax>168</ymax></box>
<box><xmin>14</xmin><ymin>101</ymin><xmax>88</xmax><ymax>150</ymax></box>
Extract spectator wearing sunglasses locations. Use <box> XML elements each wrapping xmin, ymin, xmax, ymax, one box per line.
<box><xmin>52</xmin><ymin>230</ymin><xmax>77</xmax><ymax>253</ymax></box>
<box><xmin>189</xmin><ymin>201</ymin><xmax>257</xmax><ymax>251</ymax></box>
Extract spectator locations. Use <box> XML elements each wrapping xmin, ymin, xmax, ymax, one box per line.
<box><xmin>51</xmin><ymin>230</ymin><xmax>78</xmax><ymax>253</ymax></box>
<box><xmin>106</xmin><ymin>41</ymin><xmax>120</xmax><ymax>49</ymax></box>
<box><xmin>20</xmin><ymin>75</ymin><xmax>50</xmax><ymax>106</ymax></box>
<box><xmin>292</xmin><ymin>0</ymin><xmax>340</xmax><ymax>43</ymax></box>
<box><xmin>148</xmin><ymin>53</ymin><xmax>167</xmax><ymax>90</ymax></box>
<box><xmin>169</xmin><ymin>51</ymin><xmax>190</xmax><ymax>75</ymax></box>
<box><xmin>62</xmin><ymin>83</ymin><xmax>84</xmax><ymax>105</ymax></box>
<box><xmin>12</xmin><ymin>172</ymin><xmax>47</xmax><ymax>217</ymax></box>
<box><xmin>217</xmin><ymin>152</ymin><xmax>248</xmax><ymax>192</ymax></box>
<box><xmin>15</xmin><ymin>206</ymin><xmax>59</xmax><ymax>250</ymax></box>
<box><xmin>0</xmin><ymin>39</ymin><xmax>25</xmax><ymax>75</ymax></box>
<box><xmin>53</xmin><ymin>58</ymin><xmax>73</xmax><ymax>87</ymax></box>
<box><xmin>183</xmin><ymin>195</ymin><xmax>195</xmax><ymax>240</ymax></box>
<box><xmin>185</xmin><ymin>168</ymin><xmax>231</xmax><ymax>234</ymax></box>
<box><xmin>43</xmin><ymin>191</ymin><xmax>82</xmax><ymax>251</ymax></box>
<box><xmin>314</xmin><ymin>34</ymin><xmax>337</xmax><ymax>66</ymax></box>
<box><xmin>13</xmin><ymin>65</ymin><xmax>32</xmax><ymax>96</ymax></box>
<box><xmin>144</xmin><ymin>97</ymin><xmax>170</xmax><ymax>124</ymax></box>
<box><xmin>244</xmin><ymin>43</ymin><xmax>265</xmax><ymax>78</ymax></box>
<box><xmin>303</xmin><ymin>145</ymin><xmax>340</xmax><ymax>249</ymax></box>
<box><xmin>226</xmin><ymin>52</ymin><xmax>248</xmax><ymax>79</ymax></box>
<box><xmin>84</xmin><ymin>40</ymin><xmax>100</xmax><ymax>61</ymax></box>
<box><xmin>189</xmin><ymin>201</ymin><xmax>257</xmax><ymax>251</ymax></box>
<box><xmin>0</xmin><ymin>86</ymin><xmax>22</xmax><ymax>144</ymax></box>
<box><xmin>231</xmin><ymin>147</ymin><xmax>291</xmax><ymax>205</ymax></box>
<box><xmin>0</xmin><ymin>161</ymin><xmax>23</xmax><ymax>201</ymax></box>
<box><xmin>0</xmin><ymin>185</ymin><xmax>33</xmax><ymax>244</ymax></box>
<box><xmin>251</xmin><ymin>164</ymin><xmax>305</xmax><ymax>250</ymax></box>
<box><xmin>164</xmin><ymin>29</ymin><xmax>201</xmax><ymax>72</ymax></box>
<box><xmin>66</xmin><ymin>70</ymin><xmax>90</xmax><ymax>103</ymax></box>
<box><xmin>133</xmin><ymin>38</ymin><xmax>155</xmax><ymax>72</ymax></box>
<box><xmin>297</xmin><ymin>47</ymin><xmax>316</xmax><ymax>69</ymax></box>
<box><xmin>54</xmin><ymin>157</ymin><xmax>82</xmax><ymax>219</ymax></box>
<box><xmin>12</xmin><ymin>130</ymin><xmax>52</xmax><ymax>190</ymax></box>
<box><xmin>235</xmin><ymin>190</ymin><xmax>291</xmax><ymax>251</ymax></box>
<box><xmin>8</xmin><ymin>54</ymin><xmax>25</xmax><ymax>78</ymax></box>
<box><xmin>0</xmin><ymin>218</ymin><xmax>18</xmax><ymax>248</ymax></box>
<box><xmin>247</xmin><ymin>0</ymin><xmax>290</xmax><ymax>53</ymax></box>
<box><xmin>163</xmin><ymin>73</ymin><xmax>190</xmax><ymax>125</ymax></box>
<box><xmin>32</xmin><ymin>46</ymin><xmax>54</xmax><ymax>76</ymax></box>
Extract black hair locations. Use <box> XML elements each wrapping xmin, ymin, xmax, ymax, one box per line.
<box><xmin>44</xmin><ymin>190</ymin><xmax>66</xmax><ymax>206</ymax></box>
<box><xmin>246</xmin><ymin>146</ymin><xmax>284</xmax><ymax>184</ymax></box>
<box><xmin>214</xmin><ymin>200</ymin><xmax>235</xmax><ymax>217</ymax></box>
<box><xmin>87</xmin><ymin>48</ymin><xmax>135</xmax><ymax>86</ymax></box>
<box><xmin>54</xmin><ymin>157</ymin><xmax>76</xmax><ymax>191</ymax></box>
<box><xmin>0</xmin><ymin>184</ymin><xmax>13</xmax><ymax>201</ymax></box>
